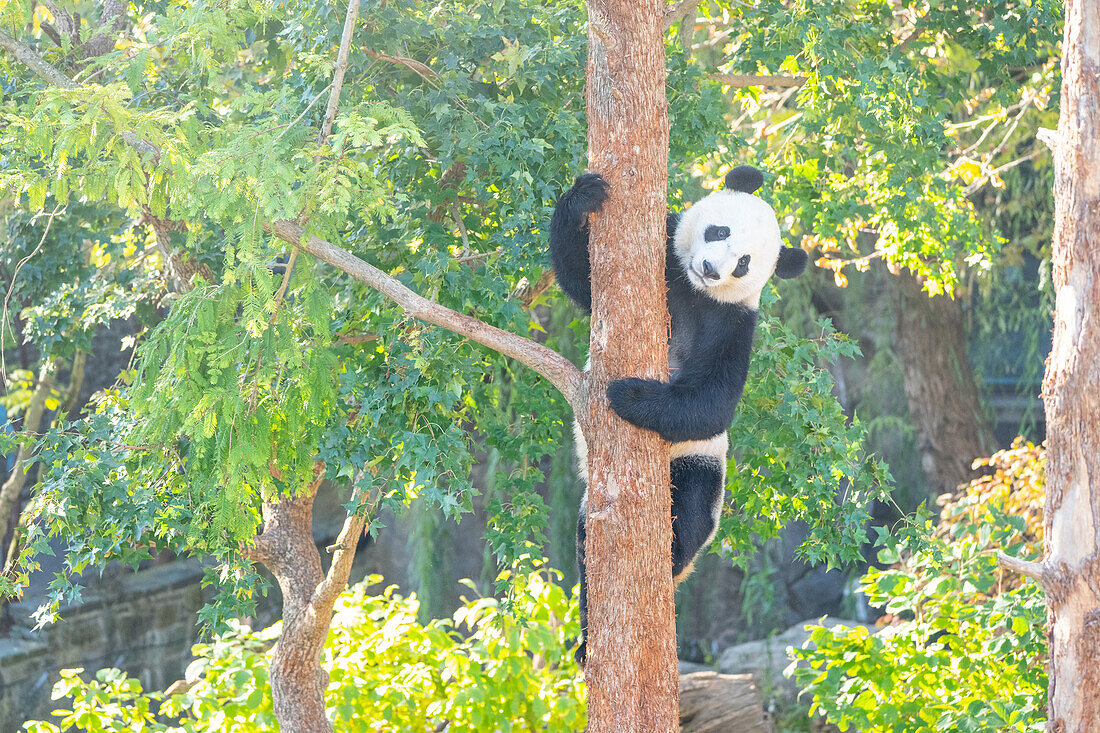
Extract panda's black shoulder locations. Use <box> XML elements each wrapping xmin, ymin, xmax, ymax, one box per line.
<box><xmin>666</xmin><ymin>212</ymin><xmax>681</xmax><ymax>246</ymax></box>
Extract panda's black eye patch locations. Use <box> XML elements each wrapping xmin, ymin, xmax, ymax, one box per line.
<box><xmin>733</xmin><ymin>254</ymin><xmax>751</xmax><ymax>278</ymax></box>
<box><xmin>704</xmin><ymin>225</ymin><xmax>731</xmax><ymax>242</ymax></box>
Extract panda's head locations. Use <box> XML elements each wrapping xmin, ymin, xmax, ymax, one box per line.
<box><xmin>673</xmin><ymin>166</ymin><xmax>807</xmax><ymax>307</ymax></box>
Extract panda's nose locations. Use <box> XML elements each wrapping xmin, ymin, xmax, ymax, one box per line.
<box><xmin>700</xmin><ymin>260</ymin><xmax>720</xmax><ymax>280</ymax></box>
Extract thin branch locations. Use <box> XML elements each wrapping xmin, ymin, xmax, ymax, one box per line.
<box><xmin>712</xmin><ymin>73</ymin><xmax>807</xmax><ymax>88</ymax></box>
<box><xmin>3</xmin><ymin>206</ymin><xmax>64</xmax><ymax>377</ymax></box>
<box><xmin>269</xmin><ymin>248</ymin><xmax>300</xmax><ymax>324</ymax></box>
<box><xmin>451</xmin><ymin>202</ymin><xmax>471</xmax><ymax>258</ymax></box>
<box><xmin>319</xmin><ymin>0</ymin><xmax>360</xmax><ymax>148</ymax></box>
<box><xmin>963</xmin><ymin>148</ymin><xmax>1043</xmax><ymax>195</ymax></box>
<box><xmin>334</xmin><ymin>331</ymin><xmax>381</xmax><ymax>345</ymax></box>
<box><xmin>365</xmin><ymin>48</ymin><xmax>441</xmax><ymax>82</ymax></box>
<box><xmin>312</xmin><ymin>476</ymin><xmax>373</xmax><ymax>610</ymax></box>
<box><xmin>510</xmin><ymin>269</ymin><xmax>556</xmax><ymax>308</ymax></box>
<box><xmin>455</xmin><ymin>248</ymin><xmax>500</xmax><ymax>264</ymax></box>
<box><xmin>0</xmin><ymin>28</ymin><xmax>79</xmax><ymax>89</ymax></box>
<box><xmin>265</xmin><ymin>219</ymin><xmax>585</xmax><ymax>410</ymax></box>
<box><xmin>664</xmin><ymin>0</ymin><xmax>699</xmax><ymax>30</ymax></box>
<box><xmin>272</xmin><ymin>84</ymin><xmax>332</xmax><ymax>147</ymax></box>
<box><xmin>893</xmin><ymin>17</ymin><xmax>928</xmax><ymax>55</ymax></box>
<box><xmin>365</xmin><ymin>49</ymin><xmax>489</xmax><ymax>131</ymax></box>
<box><xmin>996</xmin><ymin>551</ymin><xmax>1047</xmax><ymax>587</ymax></box>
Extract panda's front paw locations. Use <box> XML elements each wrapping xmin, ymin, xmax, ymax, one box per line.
<box><xmin>564</xmin><ymin>173</ymin><xmax>611</xmax><ymax>216</ymax></box>
<box><xmin>607</xmin><ymin>377</ymin><xmax>664</xmax><ymax>431</ymax></box>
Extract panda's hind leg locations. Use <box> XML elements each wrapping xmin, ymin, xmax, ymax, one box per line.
<box><xmin>670</xmin><ymin>455</ymin><xmax>724</xmax><ymax>582</ymax></box>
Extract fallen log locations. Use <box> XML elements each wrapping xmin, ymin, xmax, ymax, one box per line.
<box><xmin>679</xmin><ymin>670</ymin><xmax>768</xmax><ymax>733</ymax></box>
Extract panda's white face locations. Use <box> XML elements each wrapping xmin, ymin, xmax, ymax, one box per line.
<box><xmin>673</xmin><ymin>190</ymin><xmax>784</xmax><ymax>307</ymax></box>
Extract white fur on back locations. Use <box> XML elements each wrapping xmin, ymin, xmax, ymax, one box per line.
<box><xmin>572</xmin><ymin>418</ymin><xmax>727</xmax><ymax>478</ymax></box>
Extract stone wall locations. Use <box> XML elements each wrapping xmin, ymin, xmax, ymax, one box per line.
<box><xmin>0</xmin><ymin>561</ymin><xmax>207</xmax><ymax>729</ymax></box>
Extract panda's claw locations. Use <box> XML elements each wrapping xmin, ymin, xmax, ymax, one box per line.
<box><xmin>564</xmin><ymin>173</ymin><xmax>611</xmax><ymax>215</ymax></box>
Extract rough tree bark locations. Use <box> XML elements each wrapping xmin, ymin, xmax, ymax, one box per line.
<box><xmin>581</xmin><ymin>0</ymin><xmax>678</xmax><ymax>729</ymax></box>
<box><xmin>240</xmin><ymin>466</ymin><xmax>372</xmax><ymax>733</ymax></box>
<box><xmin>893</xmin><ymin>270</ymin><xmax>996</xmax><ymax>496</ymax></box>
<box><xmin>1039</xmin><ymin>0</ymin><xmax>1100</xmax><ymax>727</ymax></box>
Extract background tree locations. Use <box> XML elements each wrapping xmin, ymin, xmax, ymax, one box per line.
<box><xmin>679</xmin><ymin>0</ymin><xmax>1060</xmax><ymax>498</ymax></box>
<box><xmin>996</xmin><ymin>0</ymin><xmax>1100</xmax><ymax>727</ymax></box>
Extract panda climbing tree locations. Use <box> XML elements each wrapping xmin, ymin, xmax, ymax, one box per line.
<box><xmin>550</xmin><ymin>166</ymin><xmax>807</xmax><ymax>669</ymax></box>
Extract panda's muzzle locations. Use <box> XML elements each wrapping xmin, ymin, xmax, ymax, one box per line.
<box><xmin>700</xmin><ymin>260</ymin><xmax>721</xmax><ymax>281</ymax></box>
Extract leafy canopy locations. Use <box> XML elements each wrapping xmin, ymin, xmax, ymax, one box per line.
<box><xmin>2</xmin><ymin>0</ymin><xmax>899</xmax><ymax>624</ymax></box>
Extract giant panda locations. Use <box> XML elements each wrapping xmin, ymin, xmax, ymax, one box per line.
<box><xmin>548</xmin><ymin>165</ymin><xmax>808</xmax><ymax>665</ymax></box>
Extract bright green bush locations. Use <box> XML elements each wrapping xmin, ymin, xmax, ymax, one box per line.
<box><xmin>24</xmin><ymin>560</ymin><xmax>585</xmax><ymax>732</ymax></box>
<box><xmin>788</xmin><ymin>442</ymin><xmax>1047</xmax><ymax>732</ymax></box>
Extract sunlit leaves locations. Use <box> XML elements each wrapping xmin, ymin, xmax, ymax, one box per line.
<box><xmin>789</xmin><ymin>444</ymin><xmax>1048</xmax><ymax>731</ymax></box>
<box><xmin>24</xmin><ymin>561</ymin><xmax>585</xmax><ymax>732</ymax></box>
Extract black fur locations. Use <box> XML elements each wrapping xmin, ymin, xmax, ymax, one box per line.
<box><xmin>548</xmin><ymin>173</ymin><xmax>609</xmax><ymax>312</ymax></box>
<box><xmin>575</xmin><ymin>509</ymin><xmax>588</xmax><ymax>666</ymax></box>
<box><xmin>724</xmin><ymin>165</ymin><xmax>764</xmax><ymax>194</ymax></box>
<box><xmin>550</xmin><ymin>167</ymin><xmax>791</xmax><ymax>667</ymax></box>
<box><xmin>670</xmin><ymin>456</ymin><xmax>724</xmax><ymax>579</ymax></box>
<box><xmin>776</xmin><ymin>246</ymin><xmax>809</xmax><ymax>279</ymax></box>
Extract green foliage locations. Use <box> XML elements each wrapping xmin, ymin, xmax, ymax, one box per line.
<box><xmin>789</xmin><ymin>443</ymin><xmax>1048</xmax><ymax>732</ymax></box>
<box><xmin>23</xmin><ymin>560</ymin><xmax>585</xmax><ymax>733</ymax></box>
<box><xmin>719</xmin><ymin>290</ymin><xmax>894</xmax><ymax>567</ymax></box>
<box><xmin>23</xmin><ymin>668</ymin><xmax>163</xmax><ymax>733</ymax></box>
<box><xmin>0</xmin><ymin>0</ymin><xmax>902</xmax><ymax>629</ymax></box>
<box><xmin>695</xmin><ymin>0</ymin><xmax>1061</xmax><ymax>293</ymax></box>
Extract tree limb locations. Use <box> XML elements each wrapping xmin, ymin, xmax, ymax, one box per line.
<box><xmin>0</xmin><ymin>358</ymin><xmax>60</xmax><ymax>567</ymax></box>
<box><xmin>1</xmin><ymin>20</ymin><xmax>586</xmax><ymax>416</ymax></box>
<box><xmin>0</xmin><ymin>28</ymin><xmax>79</xmax><ymax>89</ymax></box>
<box><xmin>266</xmin><ymin>219</ymin><xmax>585</xmax><ymax>410</ymax></box>
<box><xmin>319</xmin><ymin>0</ymin><xmax>360</xmax><ymax>149</ymax></box>
<box><xmin>996</xmin><ymin>551</ymin><xmax>1048</xmax><ymax>587</ymax></box>
<box><xmin>664</xmin><ymin>0</ymin><xmax>699</xmax><ymax>30</ymax></box>
<box><xmin>365</xmin><ymin>48</ymin><xmax>441</xmax><ymax>82</ymax></box>
<box><xmin>312</xmin><ymin>477</ymin><xmax>372</xmax><ymax>611</ymax></box>
<box><xmin>712</xmin><ymin>73</ymin><xmax>807</xmax><ymax>88</ymax></box>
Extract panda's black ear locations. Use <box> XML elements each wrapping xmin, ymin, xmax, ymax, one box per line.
<box><xmin>724</xmin><ymin>165</ymin><xmax>764</xmax><ymax>194</ymax></box>
<box><xmin>775</xmin><ymin>246</ymin><xmax>808</xmax><ymax>279</ymax></box>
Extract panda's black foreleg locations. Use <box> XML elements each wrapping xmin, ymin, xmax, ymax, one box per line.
<box><xmin>670</xmin><ymin>455</ymin><xmax>724</xmax><ymax>581</ymax></box>
<box><xmin>549</xmin><ymin>174</ymin><xmax>609</xmax><ymax>313</ymax></box>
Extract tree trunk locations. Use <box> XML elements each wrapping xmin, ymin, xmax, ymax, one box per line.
<box><xmin>893</xmin><ymin>270</ymin><xmax>996</xmax><ymax>495</ymax></box>
<box><xmin>0</xmin><ymin>357</ymin><xmax>58</xmax><ymax>564</ymax></box>
<box><xmin>247</xmin><ymin>482</ymin><xmax>331</xmax><ymax>732</ymax></box>
<box><xmin>1042</xmin><ymin>0</ymin><xmax>1100</xmax><ymax>728</ymax></box>
<box><xmin>582</xmin><ymin>0</ymin><xmax>677</xmax><ymax>729</ymax></box>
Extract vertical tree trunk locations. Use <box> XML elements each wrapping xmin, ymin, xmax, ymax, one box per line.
<box><xmin>1042</xmin><ymin>0</ymin><xmax>1100</xmax><ymax>728</ymax></box>
<box><xmin>245</xmin><ymin>466</ymin><xmax>373</xmax><ymax>733</ymax></box>
<box><xmin>247</xmin><ymin>481</ymin><xmax>331</xmax><ymax>733</ymax></box>
<box><xmin>582</xmin><ymin>0</ymin><xmax>678</xmax><ymax>730</ymax></box>
<box><xmin>893</xmin><ymin>270</ymin><xmax>996</xmax><ymax>495</ymax></box>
